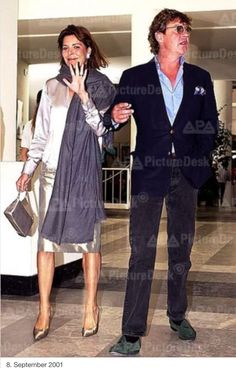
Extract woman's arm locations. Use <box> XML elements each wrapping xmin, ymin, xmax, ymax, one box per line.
<box><xmin>20</xmin><ymin>120</ymin><xmax>33</xmax><ymax>161</ymax></box>
<box><xmin>82</xmin><ymin>79</ymin><xmax>116</xmax><ymax>136</ymax></box>
<box><xmin>20</xmin><ymin>147</ymin><xmax>29</xmax><ymax>162</ymax></box>
<box><xmin>82</xmin><ymin>98</ymin><xmax>113</xmax><ymax>136</ymax></box>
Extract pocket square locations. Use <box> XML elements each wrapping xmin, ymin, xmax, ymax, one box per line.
<box><xmin>194</xmin><ymin>86</ymin><xmax>206</xmax><ymax>96</ymax></box>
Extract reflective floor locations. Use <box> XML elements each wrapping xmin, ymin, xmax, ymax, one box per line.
<box><xmin>1</xmin><ymin>207</ymin><xmax>236</xmax><ymax>357</ymax></box>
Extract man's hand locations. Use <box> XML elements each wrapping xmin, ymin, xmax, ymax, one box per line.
<box><xmin>111</xmin><ymin>103</ymin><xmax>134</xmax><ymax>124</ymax></box>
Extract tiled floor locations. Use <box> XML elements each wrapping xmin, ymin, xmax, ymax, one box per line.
<box><xmin>1</xmin><ymin>207</ymin><xmax>236</xmax><ymax>358</ymax></box>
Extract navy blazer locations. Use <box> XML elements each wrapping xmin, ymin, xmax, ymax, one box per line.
<box><xmin>110</xmin><ymin>59</ymin><xmax>218</xmax><ymax>196</ymax></box>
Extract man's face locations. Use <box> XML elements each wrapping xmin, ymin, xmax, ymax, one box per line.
<box><xmin>156</xmin><ymin>18</ymin><xmax>191</xmax><ymax>57</ymax></box>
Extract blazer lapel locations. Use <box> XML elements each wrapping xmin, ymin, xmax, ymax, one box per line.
<box><xmin>146</xmin><ymin>59</ymin><xmax>172</xmax><ymax>127</ymax></box>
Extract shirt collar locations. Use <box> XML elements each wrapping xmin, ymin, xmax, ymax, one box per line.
<box><xmin>155</xmin><ymin>55</ymin><xmax>185</xmax><ymax>70</ymax></box>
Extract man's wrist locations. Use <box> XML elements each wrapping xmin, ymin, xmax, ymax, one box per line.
<box><xmin>103</xmin><ymin>113</ymin><xmax>113</xmax><ymax>128</ymax></box>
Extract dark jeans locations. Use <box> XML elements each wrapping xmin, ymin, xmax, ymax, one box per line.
<box><xmin>122</xmin><ymin>164</ymin><xmax>198</xmax><ymax>336</ymax></box>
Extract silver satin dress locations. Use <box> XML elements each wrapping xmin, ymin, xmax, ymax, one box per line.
<box><xmin>38</xmin><ymin>165</ymin><xmax>101</xmax><ymax>253</ymax></box>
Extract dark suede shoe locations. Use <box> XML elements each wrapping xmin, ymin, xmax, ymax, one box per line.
<box><xmin>109</xmin><ymin>335</ymin><xmax>141</xmax><ymax>356</ymax></box>
<box><xmin>169</xmin><ymin>319</ymin><xmax>196</xmax><ymax>340</ymax></box>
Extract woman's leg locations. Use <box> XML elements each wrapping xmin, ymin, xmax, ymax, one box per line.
<box><xmin>82</xmin><ymin>252</ymin><xmax>101</xmax><ymax>329</ymax></box>
<box><xmin>34</xmin><ymin>250</ymin><xmax>55</xmax><ymax>329</ymax></box>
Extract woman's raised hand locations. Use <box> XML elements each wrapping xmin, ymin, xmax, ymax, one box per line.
<box><xmin>63</xmin><ymin>63</ymin><xmax>89</xmax><ymax>104</ymax></box>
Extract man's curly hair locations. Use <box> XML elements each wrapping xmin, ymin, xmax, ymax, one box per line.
<box><xmin>148</xmin><ymin>8</ymin><xmax>192</xmax><ymax>54</ymax></box>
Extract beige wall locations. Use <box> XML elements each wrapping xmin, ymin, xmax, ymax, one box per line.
<box><xmin>17</xmin><ymin>60</ymin><xmax>29</xmax><ymax>123</ymax></box>
<box><xmin>18</xmin><ymin>0</ymin><xmax>236</xmax><ymax>19</ymax></box>
<box><xmin>0</xmin><ymin>0</ymin><xmax>18</xmax><ymax>160</ymax></box>
<box><xmin>232</xmin><ymin>89</ymin><xmax>236</xmax><ymax>135</ymax></box>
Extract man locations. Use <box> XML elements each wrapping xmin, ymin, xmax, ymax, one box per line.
<box><xmin>107</xmin><ymin>8</ymin><xmax>218</xmax><ymax>356</ymax></box>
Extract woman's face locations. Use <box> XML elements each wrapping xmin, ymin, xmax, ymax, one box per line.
<box><xmin>61</xmin><ymin>34</ymin><xmax>88</xmax><ymax>67</ymax></box>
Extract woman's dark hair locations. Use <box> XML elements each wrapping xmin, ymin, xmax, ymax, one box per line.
<box><xmin>148</xmin><ymin>8</ymin><xmax>192</xmax><ymax>54</ymax></box>
<box><xmin>31</xmin><ymin>89</ymin><xmax>42</xmax><ymax>133</ymax></box>
<box><xmin>58</xmin><ymin>24</ymin><xmax>108</xmax><ymax>69</ymax></box>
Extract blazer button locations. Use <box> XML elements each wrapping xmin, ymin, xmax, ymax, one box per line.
<box><xmin>170</xmin><ymin>129</ymin><xmax>174</xmax><ymax>134</ymax></box>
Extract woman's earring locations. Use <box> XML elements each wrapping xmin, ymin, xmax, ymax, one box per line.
<box><xmin>86</xmin><ymin>53</ymin><xmax>91</xmax><ymax>59</ymax></box>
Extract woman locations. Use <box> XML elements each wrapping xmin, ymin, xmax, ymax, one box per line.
<box><xmin>16</xmin><ymin>24</ymin><xmax>116</xmax><ymax>341</ymax></box>
<box><xmin>20</xmin><ymin>90</ymin><xmax>42</xmax><ymax>162</ymax></box>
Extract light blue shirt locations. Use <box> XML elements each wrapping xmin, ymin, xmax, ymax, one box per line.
<box><xmin>155</xmin><ymin>56</ymin><xmax>184</xmax><ymax>126</ymax></box>
<box><xmin>155</xmin><ymin>56</ymin><xmax>184</xmax><ymax>153</ymax></box>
